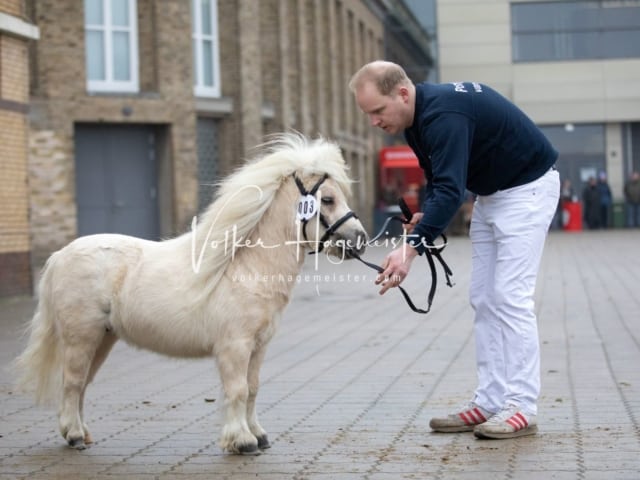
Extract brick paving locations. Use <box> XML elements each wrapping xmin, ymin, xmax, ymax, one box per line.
<box><xmin>1</xmin><ymin>230</ymin><xmax>639</xmax><ymax>479</ymax></box>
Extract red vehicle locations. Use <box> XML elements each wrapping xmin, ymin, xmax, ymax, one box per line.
<box><xmin>378</xmin><ymin>145</ymin><xmax>424</xmax><ymax>213</ymax></box>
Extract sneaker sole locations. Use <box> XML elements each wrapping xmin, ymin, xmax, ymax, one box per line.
<box><xmin>430</xmin><ymin>425</ymin><xmax>476</xmax><ymax>433</ymax></box>
<box><xmin>474</xmin><ymin>425</ymin><xmax>538</xmax><ymax>440</ymax></box>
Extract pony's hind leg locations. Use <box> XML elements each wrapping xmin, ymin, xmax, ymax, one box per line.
<box><xmin>246</xmin><ymin>344</ymin><xmax>269</xmax><ymax>450</ymax></box>
<box><xmin>78</xmin><ymin>332</ymin><xmax>118</xmax><ymax>445</ymax></box>
<box><xmin>217</xmin><ymin>342</ymin><xmax>259</xmax><ymax>455</ymax></box>
<box><xmin>58</xmin><ymin>319</ymin><xmax>110</xmax><ymax>450</ymax></box>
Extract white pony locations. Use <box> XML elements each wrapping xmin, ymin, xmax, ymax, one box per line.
<box><xmin>14</xmin><ymin>133</ymin><xmax>366</xmax><ymax>455</ymax></box>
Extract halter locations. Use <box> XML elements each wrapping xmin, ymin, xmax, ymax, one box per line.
<box><xmin>292</xmin><ymin>174</ymin><xmax>453</xmax><ymax>315</ymax></box>
<box><xmin>352</xmin><ymin>197</ymin><xmax>454</xmax><ymax>315</ymax></box>
<box><xmin>293</xmin><ymin>173</ymin><xmax>359</xmax><ymax>254</ymax></box>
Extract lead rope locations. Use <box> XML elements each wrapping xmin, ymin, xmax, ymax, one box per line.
<box><xmin>350</xmin><ymin>198</ymin><xmax>454</xmax><ymax>314</ymax></box>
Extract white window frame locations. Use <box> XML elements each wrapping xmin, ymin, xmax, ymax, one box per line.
<box><xmin>85</xmin><ymin>0</ymin><xmax>139</xmax><ymax>93</ymax></box>
<box><xmin>192</xmin><ymin>0</ymin><xmax>221</xmax><ymax>98</ymax></box>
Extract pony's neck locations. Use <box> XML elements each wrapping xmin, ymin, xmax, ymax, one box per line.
<box><xmin>243</xmin><ymin>179</ymin><xmax>306</xmax><ymax>274</ymax></box>
<box><xmin>185</xmin><ymin>176</ymin><xmax>307</xmax><ymax>290</ymax></box>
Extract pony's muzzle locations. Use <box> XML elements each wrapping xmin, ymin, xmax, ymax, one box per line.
<box><xmin>340</xmin><ymin>228</ymin><xmax>367</xmax><ymax>258</ymax></box>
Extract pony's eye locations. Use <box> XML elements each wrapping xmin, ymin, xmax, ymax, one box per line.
<box><xmin>321</xmin><ymin>196</ymin><xmax>334</xmax><ymax>206</ymax></box>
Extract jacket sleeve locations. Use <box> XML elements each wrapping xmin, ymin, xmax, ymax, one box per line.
<box><xmin>408</xmin><ymin>112</ymin><xmax>472</xmax><ymax>255</ymax></box>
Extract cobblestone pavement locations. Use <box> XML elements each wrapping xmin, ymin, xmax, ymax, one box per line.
<box><xmin>1</xmin><ymin>230</ymin><xmax>639</xmax><ymax>479</ymax></box>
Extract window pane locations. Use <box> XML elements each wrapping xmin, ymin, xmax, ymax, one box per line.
<box><xmin>202</xmin><ymin>40</ymin><xmax>213</xmax><ymax>86</ymax></box>
<box><xmin>113</xmin><ymin>31</ymin><xmax>131</xmax><ymax>81</ymax></box>
<box><xmin>513</xmin><ymin>33</ymin><xmax>555</xmax><ymax>62</ymax></box>
<box><xmin>512</xmin><ymin>2</ymin><xmax>599</xmax><ymax>32</ymax></box>
<box><xmin>565</xmin><ymin>32</ymin><xmax>601</xmax><ymax>60</ymax></box>
<box><xmin>603</xmin><ymin>30</ymin><xmax>640</xmax><ymax>58</ymax></box>
<box><xmin>601</xmin><ymin>6</ymin><xmax>640</xmax><ymax>28</ymax></box>
<box><xmin>85</xmin><ymin>0</ymin><xmax>103</xmax><ymax>24</ymax></box>
<box><xmin>201</xmin><ymin>0</ymin><xmax>212</xmax><ymax>35</ymax></box>
<box><xmin>111</xmin><ymin>0</ymin><xmax>129</xmax><ymax>27</ymax></box>
<box><xmin>86</xmin><ymin>30</ymin><xmax>105</xmax><ymax>80</ymax></box>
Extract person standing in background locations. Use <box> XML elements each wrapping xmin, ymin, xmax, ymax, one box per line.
<box><xmin>624</xmin><ymin>171</ymin><xmax>640</xmax><ymax>227</ymax></box>
<box><xmin>597</xmin><ymin>171</ymin><xmax>612</xmax><ymax>228</ymax></box>
<box><xmin>583</xmin><ymin>177</ymin><xmax>601</xmax><ymax>229</ymax></box>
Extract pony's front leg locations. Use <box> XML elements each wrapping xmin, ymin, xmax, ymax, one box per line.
<box><xmin>247</xmin><ymin>344</ymin><xmax>269</xmax><ymax>450</ymax></box>
<box><xmin>217</xmin><ymin>343</ymin><xmax>259</xmax><ymax>455</ymax></box>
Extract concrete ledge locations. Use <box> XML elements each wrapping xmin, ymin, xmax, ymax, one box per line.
<box><xmin>195</xmin><ymin>96</ymin><xmax>234</xmax><ymax>117</ymax></box>
<box><xmin>0</xmin><ymin>12</ymin><xmax>39</xmax><ymax>40</ymax></box>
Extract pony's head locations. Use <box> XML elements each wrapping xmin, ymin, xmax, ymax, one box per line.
<box><xmin>258</xmin><ymin>133</ymin><xmax>367</xmax><ymax>259</ymax></box>
<box><xmin>291</xmin><ymin>170</ymin><xmax>367</xmax><ymax>259</ymax></box>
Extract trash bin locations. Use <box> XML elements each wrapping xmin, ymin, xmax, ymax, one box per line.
<box><xmin>612</xmin><ymin>202</ymin><xmax>625</xmax><ymax>228</ymax></box>
<box><xmin>562</xmin><ymin>200</ymin><xmax>582</xmax><ymax>231</ymax></box>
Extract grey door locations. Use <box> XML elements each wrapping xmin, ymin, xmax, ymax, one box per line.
<box><xmin>74</xmin><ymin>124</ymin><xmax>159</xmax><ymax>239</ymax></box>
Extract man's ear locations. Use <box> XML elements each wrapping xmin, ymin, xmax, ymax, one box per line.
<box><xmin>398</xmin><ymin>86</ymin><xmax>410</xmax><ymax>103</ymax></box>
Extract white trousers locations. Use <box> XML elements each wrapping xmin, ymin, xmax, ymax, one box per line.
<box><xmin>469</xmin><ymin>169</ymin><xmax>559</xmax><ymax>416</ymax></box>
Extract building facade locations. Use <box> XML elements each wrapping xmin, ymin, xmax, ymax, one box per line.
<box><xmin>436</xmin><ymin>0</ymin><xmax>640</xmax><ymax>223</ymax></box>
<box><xmin>0</xmin><ymin>0</ymin><xmax>39</xmax><ymax>296</ymax></box>
<box><xmin>19</xmin><ymin>0</ymin><xmax>431</xmax><ymax>278</ymax></box>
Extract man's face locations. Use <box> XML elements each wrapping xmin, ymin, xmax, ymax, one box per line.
<box><xmin>354</xmin><ymin>81</ymin><xmax>411</xmax><ymax>135</ymax></box>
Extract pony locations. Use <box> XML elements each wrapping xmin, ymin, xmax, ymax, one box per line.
<box><xmin>13</xmin><ymin>133</ymin><xmax>367</xmax><ymax>455</ymax></box>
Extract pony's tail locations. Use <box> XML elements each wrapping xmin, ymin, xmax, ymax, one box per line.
<box><xmin>13</xmin><ymin>253</ymin><xmax>63</xmax><ymax>406</ymax></box>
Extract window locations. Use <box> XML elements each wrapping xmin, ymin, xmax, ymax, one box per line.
<box><xmin>84</xmin><ymin>0</ymin><xmax>139</xmax><ymax>92</ymax></box>
<box><xmin>511</xmin><ymin>1</ymin><xmax>640</xmax><ymax>62</ymax></box>
<box><xmin>192</xmin><ymin>0</ymin><xmax>221</xmax><ymax>97</ymax></box>
<box><xmin>197</xmin><ymin>117</ymin><xmax>220</xmax><ymax>212</ymax></box>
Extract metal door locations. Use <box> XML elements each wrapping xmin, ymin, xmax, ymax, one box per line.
<box><xmin>74</xmin><ymin>124</ymin><xmax>159</xmax><ymax>239</ymax></box>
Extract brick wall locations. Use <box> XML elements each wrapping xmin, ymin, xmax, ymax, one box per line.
<box><xmin>0</xmin><ymin>4</ymin><xmax>34</xmax><ymax>296</ymax></box>
<box><xmin>0</xmin><ymin>0</ymin><xmax>24</xmax><ymax>17</ymax></box>
<box><xmin>26</xmin><ymin>0</ymin><xmax>388</xmax><ymax>270</ymax></box>
<box><xmin>27</xmin><ymin>0</ymin><xmax>198</xmax><ymax>266</ymax></box>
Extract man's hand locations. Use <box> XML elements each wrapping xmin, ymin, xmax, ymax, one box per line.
<box><xmin>375</xmin><ymin>243</ymin><xmax>419</xmax><ymax>295</ymax></box>
<box><xmin>404</xmin><ymin>212</ymin><xmax>424</xmax><ymax>234</ymax></box>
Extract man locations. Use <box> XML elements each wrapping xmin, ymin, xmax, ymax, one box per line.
<box><xmin>624</xmin><ymin>171</ymin><xmax>640</xmax><ymax>227</ymax></box>
<box><xmin>349</xmin><ymin>61</ymin><xmax>559</xmax><ymax>439</ymax></box>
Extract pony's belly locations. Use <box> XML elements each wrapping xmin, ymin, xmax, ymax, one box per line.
<box><xmin>113</xmin><ymin>317</ymin><xmax>214</xmax><ymax>359</ymax></box>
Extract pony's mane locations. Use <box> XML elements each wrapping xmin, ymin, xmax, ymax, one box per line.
<box><xmin>189</xmin><ymin>133</ymin><xmax>352</xmax><ymax>282</ymax></box>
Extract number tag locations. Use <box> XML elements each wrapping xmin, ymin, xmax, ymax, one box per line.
<box><xmin>296</xmin><ymin>194</ymin><xmax>318</xmax><ymax>221</ymax></box>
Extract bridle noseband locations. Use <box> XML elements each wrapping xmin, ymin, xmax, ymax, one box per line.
<box><xmin>293</xmin><ymin>174</ymin><xmax>359</xmax><ymax>254</ymax></box>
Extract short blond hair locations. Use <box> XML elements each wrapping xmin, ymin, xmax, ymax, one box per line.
<box><xmin>348</xmin><ymin>61</ymin><xmax>411</xmax><ymax>95</ymax></box>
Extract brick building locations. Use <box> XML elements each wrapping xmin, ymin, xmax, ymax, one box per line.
<box><xmin>0</xmin><ymin>0</ymin><xmax>431</xmax><ymax>296</ymax></box>
<box><xmin>0</xmin><ymin>0</ymin><xmax>39</xmax><ymax>296</ymax></box>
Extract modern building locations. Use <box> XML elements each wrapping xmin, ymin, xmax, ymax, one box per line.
<box><xmin>436</xmin><ymin>0</ymin><xmax>640</xmax><ymax>225</ymax></box>
<box><xmin>0</xmin><ymin>0</ymin><xmax>431</xmax><ymax>296</ymax></box>
<box><xmin>0</xmin><ymin>1</ymin><xmax>39</xmax><ymax>296</ymax></box>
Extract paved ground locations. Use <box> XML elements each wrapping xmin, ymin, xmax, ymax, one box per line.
<box><xmin>1</xmin><ymin>230</ymin><xmax>639</xmax><ymax>479</ymax></box>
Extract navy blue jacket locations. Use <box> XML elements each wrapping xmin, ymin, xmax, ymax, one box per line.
<box><xmin>404</xmin><ymin>82</ymin><xmax>557</xmax><ymax>254</ymax></box>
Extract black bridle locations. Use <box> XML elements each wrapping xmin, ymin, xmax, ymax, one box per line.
<box><xmin>293</xmin><ymin>174</ymin><xmax>359</xmax><ymax>254</ymax></box>
<box><xmin>353</xmin><ymin>197</ymin><xmax>454</xmax><ymax>315</ymax></box>
<box><xmin>293</xmin><ymin>174</ymin><xmax>453</xmax><ymax>315</ymax></box>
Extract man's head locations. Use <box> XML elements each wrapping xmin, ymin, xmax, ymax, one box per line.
<box><xmin>349</xmin><ymin>61</ymin><xmax>415</xmax><ymax>135</ymax></box>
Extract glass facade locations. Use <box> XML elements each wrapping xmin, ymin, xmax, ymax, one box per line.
<box><xmin>511</xmin><ymin>1</ymin><xmax>640</xmax><ymax>62</ymax></box>
<box><xmin>540</xmin><ymin>123</ymin><xmax>606</xmax><ymax>191</ymax></box>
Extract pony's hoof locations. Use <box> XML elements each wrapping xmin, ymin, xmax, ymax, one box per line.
<box><xmin>67</xmin><ymin>437</ymin><xmax>87</xmax><ymax>450</ymax></box>
<box><xmin>257</xmin><ymin>434</ymin><xmax>271</xmax><ymax>450</ymax></box>
<box><xmin>238</xmin><ymin>443</ymin><xmax>261</xmax><ymax>456</ymax></box>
